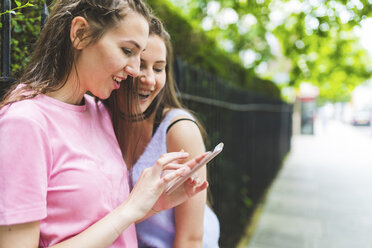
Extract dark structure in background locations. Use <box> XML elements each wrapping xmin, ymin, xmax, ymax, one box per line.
<box><xmin>300</xmin><ymin>97</ymin><xmax>316</xmax><ymax>135</ymax></box>
<box><xmin>1</xmin><ymin>0</ymin><xmax>14</xmax><ymax>95</ymax></box>
<box><xmin>1</xmin><ymin>2</ymin><xmax>292</xmax><ymax>247</ymax></box>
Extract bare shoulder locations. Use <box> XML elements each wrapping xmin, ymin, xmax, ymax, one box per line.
<box><xmin>167</xmin><ymin>113</ymin><xmax>200</xmax><ymax>140</ymax></box>
<box><xmin>166</xmin><ymin>109</ymin><xmax>204</xmax><ymax>155</ymax></box>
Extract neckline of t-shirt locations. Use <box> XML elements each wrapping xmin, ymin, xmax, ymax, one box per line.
<box><xmin>37</xmin><ymin>94</ymin><xmax>88</xmax><ymax>112</ymax></box>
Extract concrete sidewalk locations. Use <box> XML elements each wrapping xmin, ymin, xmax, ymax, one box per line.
<box><xmin>242</xmin><ymin>121</ymin><xmax>372</xmax><ymax>248</ymax></box>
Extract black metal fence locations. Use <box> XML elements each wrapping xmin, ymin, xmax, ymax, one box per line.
<box><xmin>0</xmin><ymin>0</ymin><xmax>49</xmax><ymax>95</ymax></box>
<box><xmin>174</xmin><ymin>59</ymin><xmax>293</xmax><ymax>247</ymax></box>
<box><xmin>1</xmin><ymin>3</ymin><xmax>292</xmax><ymax>247</ymax></box>
<box><xmin>1</xmin><ymin>0</ymin><xmax>14</xmax><ymax>90</ymax></box>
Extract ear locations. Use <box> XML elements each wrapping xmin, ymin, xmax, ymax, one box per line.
<box><xmin>70</xmin><ymin>16</ymin><xmax>89</xmax><ymax>50</ymax></box>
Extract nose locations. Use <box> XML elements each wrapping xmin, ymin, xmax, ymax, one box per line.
<box><xmin>124</xmin><ymin>55</ymin><xmax>140</xmax><ymax>78</ymax></box>
<box><xmin>140</xmin><ymin>67</ymin><xmax>156</xmax><ymax>87</ymax></box>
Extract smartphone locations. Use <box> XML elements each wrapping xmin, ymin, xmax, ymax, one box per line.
<box><xmin>165</xmin><ymin>142</ymin><xmax>224</xmax><ymax>194</ymax></box>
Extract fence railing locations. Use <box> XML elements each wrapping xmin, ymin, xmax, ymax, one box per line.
<box><xmin>174</xmin><ymin>58</ymin><xmax>293</xmax><ymax>247</ymax></box>
<box><xmin>1</xmin><ymin>4</ymin><xmax>292</xmax><ymax>247</ymax></box>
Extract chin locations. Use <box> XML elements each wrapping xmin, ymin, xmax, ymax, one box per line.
<box><xmin>139</xmin><ymin>107</ymin><xmax>148</xmax><ymax>113</ymax></box>
<box><xmin>138</xmin><ymin>102</ymin><xmax>146</xmax><ymax>112</ymax></box>
<box><xmin>94</xmin><ymin>90</ymin><xmax>112</xmax><ymax>100</ymax></box>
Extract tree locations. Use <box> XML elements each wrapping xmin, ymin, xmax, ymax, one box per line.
<box><xmin>169</xmin><ymin>0</ymin><xmax>372</xmax><ymax>102</ymax></box>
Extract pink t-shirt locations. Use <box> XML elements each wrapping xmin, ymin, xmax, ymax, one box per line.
<box><xmin>0</xmin><ymin>94</ymin><xmax>137</xmax><ymax>247</ymax></box>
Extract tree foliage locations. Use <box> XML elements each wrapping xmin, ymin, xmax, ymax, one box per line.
<box><xmin>2</xmin><ymin>0</ymin><xmax>281</xmax><ymax>99</ymax></box>
<box><xmin>147</xmin><ymin>0</ymin><xmax>281</xmax><ymax>99</ymax></box>
<box><xmin>169</xmin><ymin>0</ymin><xmax>372</xmax><ymax>102</ymax></box>
<box><xmin>0</xmin><ymin>1</ymin><xmax>33</xmax><ymax>16</ymax></box>
<box><xmin>3</xmin><ymin>0</ymin><xmax>371</xmax><ymax>102</ymax></box>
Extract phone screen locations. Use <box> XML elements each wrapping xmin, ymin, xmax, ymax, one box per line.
<box><xmin>165</xmin><ymin>142</ymin><xmax>224</xmax><ymax>194</ymax></box>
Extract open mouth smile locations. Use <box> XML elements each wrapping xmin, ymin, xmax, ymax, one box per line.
<box><xmin>112</xmin><ymin>75</ymin><xmax>127</xmax><ymax>89</ymax></box>
<box><xmin>138</xmin><ymin>90</ymin><xmax>152</xmax><ymax>100</ymax></box>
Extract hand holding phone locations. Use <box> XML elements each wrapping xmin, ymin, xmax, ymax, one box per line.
<box><xmin>165</xmin><ymin>142</ymin><xmax>224</xmax><ymax>194</ymax></box>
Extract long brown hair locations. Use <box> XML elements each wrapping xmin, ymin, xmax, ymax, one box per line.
<box><xmin>107</xmin><ymin>16</ymin><xmax>207</xmax><ymax>168</ymax></box>
<box><xmin>1</xmin><ymin>0</ymin><xmax>151</xmax><ymax>108</ymax></box>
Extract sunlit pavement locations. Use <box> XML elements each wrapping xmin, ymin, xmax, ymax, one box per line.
<box><xmin>245</xmin><ymin>120</ymin><xmax>372</xmax><ymax>248</ymax></box>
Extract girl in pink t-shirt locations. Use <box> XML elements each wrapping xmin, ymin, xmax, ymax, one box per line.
<box><xmin>0</xmin><ymin>1</ymin><xmax>208</xmax><ymax>247</ymax></box>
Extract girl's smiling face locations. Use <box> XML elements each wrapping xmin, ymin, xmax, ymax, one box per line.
<box><xmin>137</xmin><ymin>35</ymin><xmax>167</xmax><ymax>113</ymax></box>
<box><xmin>74</xmin><ymin>12</ymin><xmax>149</xmax><ymax>100</ymax></box>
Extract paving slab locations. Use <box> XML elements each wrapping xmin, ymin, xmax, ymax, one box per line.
<box><xmin>245</xmin><ymin>121</ymin><xmax>372</xmax><ymax>248</ymax></box>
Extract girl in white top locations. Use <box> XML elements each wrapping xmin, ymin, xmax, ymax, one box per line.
<box><xmin>106</xmin><ymin>17</ymin><xmax>220</xmax><ymax>247</ymax></box>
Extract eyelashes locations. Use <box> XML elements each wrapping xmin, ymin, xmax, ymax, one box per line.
<box><xmin>122</xmin><ymin>48</ymin><xmax>133</xmax><ymax>56</ymax></box>
<box><xmin>140</xmin><ymin>62</ymin><xmax>165</xmax><ymax>73</ymax></box>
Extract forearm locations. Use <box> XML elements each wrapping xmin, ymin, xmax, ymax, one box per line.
<box><xmin>173</xmin><ymin>234</ymin><xmax>203</xmax><ymax>248</ymax></box>
<box><xmin>135</xmin><ymin>208</ymin><xmax>158</xmax><ymax>224</ymax></box>
<box><xmin>51</xmin><ymin>202</ymin><xmax>138</xmax><ymax>248</ymax></box>
<box><xmin>0</xmin><ymin>207</ymin><xmax>136</xmax><ymax>248</ymax></box>
<box><xmin>173</xmin><ymin>202</ymin><xmax>205</xmax><ymax>248</ymax></box>
<box><xmin>173</xmin><ymin>191</ymin><xmax>206</xmax><ymax>248</ymax></box>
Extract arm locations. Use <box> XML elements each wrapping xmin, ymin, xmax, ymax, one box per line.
<box><xmin>0</xmin><ymin>204</ymin><xmax>137</xmax><ymax>248</ymax></box>
<box><xmin>0</xmin><ymin>222</ymin><xmax>40</xmax><ymax>248</ymax></box>
<box><xmin>166</xmin><ymin>116</ymin><xmax>207</xmax><ymax>248</ymax></box>
<box><xmin>0</xmin><ymin>152</ymin><xmax>196</xmax><ymax>248</ymax></box>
